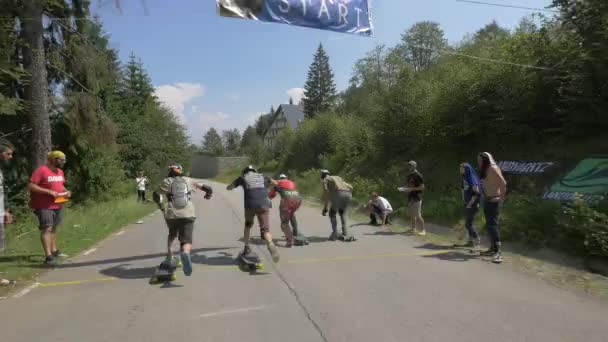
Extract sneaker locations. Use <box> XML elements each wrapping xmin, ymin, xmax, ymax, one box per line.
<box><xmin>44</xmin><ymin>256</ymin><xmax>58</xmax><ymax>266</ymax></box>
<box><xmin>180</xmin><ymin>252</ymin><xmax>193</xmax><ymax>276</ymax></box>
<box><xmin>267</xmin><ymin>242</ymin><xmax>280</xmax><ymax>263</ymax></box>
<box><xmin>52</xmin><ymin>250</ymin><xmax>68</xmax><ymax>258</ymax></box>
<box><xmin>416</xmin><ymin>230</ymin><xmax>427</xmax><ymax>236</ymax></box>
<box><xmin>492</xmin><ymin>253</ymin><xmax>503</xmax><ymax>264</ymax></box>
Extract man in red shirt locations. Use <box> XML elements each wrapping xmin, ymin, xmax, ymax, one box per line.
<box><xmin>28</xmin><ymin>151</ymin><xmax>71</xmax><ymax>266</ymax></box>
<box><xmin>269</xmin><ymin>174</ymin><xmax>304</xmax><ymax>247</ymax></box>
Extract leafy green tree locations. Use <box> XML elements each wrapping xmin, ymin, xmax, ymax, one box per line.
<box><xmin>397</xmin><ymin>21</ymin><xmax>448</xmax><ymax>72</ymax></box>
<box><xmin>202</xmin><ymin>128</ymin><xmax>224</xmax><ymax>156</ymax></box>
<box><xmin>222</xmin><ymin>128</ymin><xmax>242</xmax><ymax>156</ymax></box>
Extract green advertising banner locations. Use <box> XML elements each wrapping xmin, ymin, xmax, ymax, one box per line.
<box><xmin>543</xmin><ymin>157</ymin><xmax>608</xmax><ymax>203</ymax></box>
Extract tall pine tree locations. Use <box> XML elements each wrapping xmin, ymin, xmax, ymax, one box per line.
<box><xmin>302</xmin><ymin>44</ymin><xmax>337</xmax><ymax>118</ymax></box>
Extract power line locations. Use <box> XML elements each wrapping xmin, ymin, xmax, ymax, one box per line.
<box><xmin>455</xmin><ymin>0</ymin><xmax>559</xmax><ymax>13</ymax></box>
<box><xmin>410</xmin><ymin>43</ymin><xmax>569</xmax><ymax>73</ymax></box>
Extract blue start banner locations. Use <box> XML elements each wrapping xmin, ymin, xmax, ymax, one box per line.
<box><xmin>217</xmin><ymin>0</ymin><xmax>373</xmax><ymax>36</ymax></box>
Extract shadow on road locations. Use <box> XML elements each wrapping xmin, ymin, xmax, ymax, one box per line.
<box><xmin>239</xmin><ymin>236</ymin><xmax>329</xmax><ymax>246</ymax></box>
<box><xmin>40</xmin><ymin>247</ymin><xmax>235</xmax><ymax>269</ymax></box>
<box><xmin>414</xmin><ymin>243</ymin><xmax>479</xmax><ymax>262</ymax></box>
<box><xmin>237</xmin><ymin>237</ymin><xmax>267</xmax><ymax>246</ymax></box>
<box><xmin>159</xmin><ymin>282</ymin><xmax>184</xmax><ymax>289</ymax></box>
<box><xmin>191</xmin><ymin>253</ymin><xmax>237</xmax><ymax>266</ymax></box>
<box><xmin>414</xmin><ymin>243</ymin><xmax>454</xmax><ymax>250</ymax></box>
<box><xmin>421</xmin><ymin>251</ymin><xmax>479</xmax><ymax>262</ymax></box>
<box><xmin>99</xmin><ymin>264</ymin><xmax>157</xmax><ymax>280</ymax></box>
<box><xmin>350</xmin><ymin>222</ymin><xmax>372</xmax><ymax>228</ymax></box>
<box><xmin>0</xmin><ymin>254</ymin><xmax>42</xmax><ymax>263</ymax></box>
<box><xmin>364</xmin><ymin>231</ymin><xmax>403</xmax><ymax>236</ymax></box>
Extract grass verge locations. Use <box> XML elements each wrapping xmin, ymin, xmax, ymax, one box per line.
<box><xmin>0</xmin><ymin>198</ymin><xmax>155</xmax><ymax>297</ymax></box>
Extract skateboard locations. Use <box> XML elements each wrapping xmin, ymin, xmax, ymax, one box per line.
<box><xmin>238</xmin><ymin>251</ymin><xmax>264</xmax><ymax>273</ymax></box>
<box><xmin>149</xmin><ymin>258</ymin><xmax>179</xmax><ymax>284</ymax></box>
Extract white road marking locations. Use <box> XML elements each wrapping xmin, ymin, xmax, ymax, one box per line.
<box><xmin>83</xmin><ymin>248</ymin><xmax>97</xmax><ymax>256</ymax></box>
<box><xmin>116</xmin><ymin>231</ymin><xmax>125</xmax><ymax>236</ymax></box>
<box><xmin>196</xmin><ymin>305</ymin><xmax>271</xmax><ymax>319</ymax></box>
<box><xmin>13</xmin><ymin>282</ymin><xmax>40</xmax><ymax>298</ymax></box>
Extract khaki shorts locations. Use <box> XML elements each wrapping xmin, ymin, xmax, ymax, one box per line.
<box><xmin>408</xmin><ymin>200</ymin><xmax>422</xmax><ymax>217</ymax></box>
<box><xmin>245</xmin><ymin>208</ymin><xmax>270</xmax><ymax>234</ymax></box>
<box><xmin>166</xmin><ymin>218</ymin><xmax>194</xmax><ymax>245</ymax></box>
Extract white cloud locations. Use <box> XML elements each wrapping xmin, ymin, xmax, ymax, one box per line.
<box><xmin>154</xmin><ymin>82</ymin><xmax>206</xmax><ymax>122</ymax></box>
<box><xmin>198</xmin><ymin>111</ymin><xmax>231</xmax><ymax>131</ymax></box>
<box><xmin>286</xmin><ymin>87</ymin><xmax>305</xmax><ymax>104</ymax></box>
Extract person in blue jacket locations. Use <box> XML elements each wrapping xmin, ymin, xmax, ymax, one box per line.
<box><xmin>458</xmin><ymin>163</ymin><xmax>482</xmax><ymax>248</ymax></box>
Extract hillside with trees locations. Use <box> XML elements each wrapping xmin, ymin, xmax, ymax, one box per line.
<box><xmin>229</xmin><ymin>1</ymin><xmax>608</xmax><ymax>262</ymax></box>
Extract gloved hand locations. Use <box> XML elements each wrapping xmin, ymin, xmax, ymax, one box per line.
<box><xmin>322</xmin><ymin>208</ymin><xmax>328</xmax><ymax>216</ymax></box>
<box><xmin>201</xmin><ymin>184</ymin><xmax>213</xmax><ymax>199</ymax></box>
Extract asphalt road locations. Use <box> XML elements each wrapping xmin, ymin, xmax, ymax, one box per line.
<box><xmin>1</xmin><ymin>181</ymin><xmax>607</xmax><ymax>342</ymax></box>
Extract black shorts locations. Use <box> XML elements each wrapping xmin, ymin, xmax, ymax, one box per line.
<box><xmin>166</xmin><ymin>218</ymin><xmax>194</xmax><ymax>245</ymax></box>
<box><xmin>34</xmin><ymin>209</ymin><xmax>64</xmax><ymax>230</ymax></box>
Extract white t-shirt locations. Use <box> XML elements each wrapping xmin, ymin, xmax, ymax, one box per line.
<box><xmin>136</xmin><ymin>177</ymin><xmax>148</xmax><ymax>191</ymax></box>
<box><xmin>372</xmin><ymin>196</ymin><xmax>393</xmax><ymax>212</ymax></box>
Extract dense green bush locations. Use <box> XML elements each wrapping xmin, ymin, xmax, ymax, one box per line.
<box><xmin>555</xmin><ymin>198</ymin><xmax>608</xmax><ymax>258</ymax></box>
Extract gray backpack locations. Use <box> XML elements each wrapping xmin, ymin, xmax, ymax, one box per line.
<box><xmin>169</xmin><ymin>177</ymin><xmax>190</xmax><ymax>209</ymax></box>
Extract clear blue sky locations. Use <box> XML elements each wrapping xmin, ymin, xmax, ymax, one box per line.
<box><xmin>93</xmin><ymin>0</ymin><xmax>552</xmax><ymax>142</ymax></box>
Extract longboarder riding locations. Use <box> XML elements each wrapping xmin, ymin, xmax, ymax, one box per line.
<box><xmin>320</xmin><ymin>169</ymin><xmax>355</xmax><ymax>242</ymax></box>
<box><xmin>227</xmin><ymin>165</ymin><xmax>280</xmax><ymax>263</ymax></box>
<box><xmin>153</xmin><ymin>163</ymin><xmax>213</xmax><ymax>281</ymax></box>
<box><xmin>269</xmin><ymin>174</ymin><xmax>308</xmax><ymax>247</ymax></box>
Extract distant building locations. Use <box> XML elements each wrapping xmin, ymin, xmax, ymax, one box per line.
<box><xmin>263</xmin><ymin>104</ymin><xmax>305</xmax><ymax>148</ymax></box>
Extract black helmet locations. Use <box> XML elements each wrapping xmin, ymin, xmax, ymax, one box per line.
<box><xmin>242</xmin><ymin>165</ymin><xmax>257</xmax><ymax>175</ymax></box>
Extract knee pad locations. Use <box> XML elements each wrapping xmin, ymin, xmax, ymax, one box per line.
<box><xmin>245</xmin><ymin>221</ymin><xmax>254</xmax><ymax>229</ymax></box>
<box><xmin>329</xmin><ymin>208</ymin><xmax>337</xmax><ymax>217</ymax></box>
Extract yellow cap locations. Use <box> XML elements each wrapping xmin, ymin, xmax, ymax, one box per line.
<box><xmin>48</xmin><ymin>150</ymin><xmax>66</xmax><ymax>160</ymax></box>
